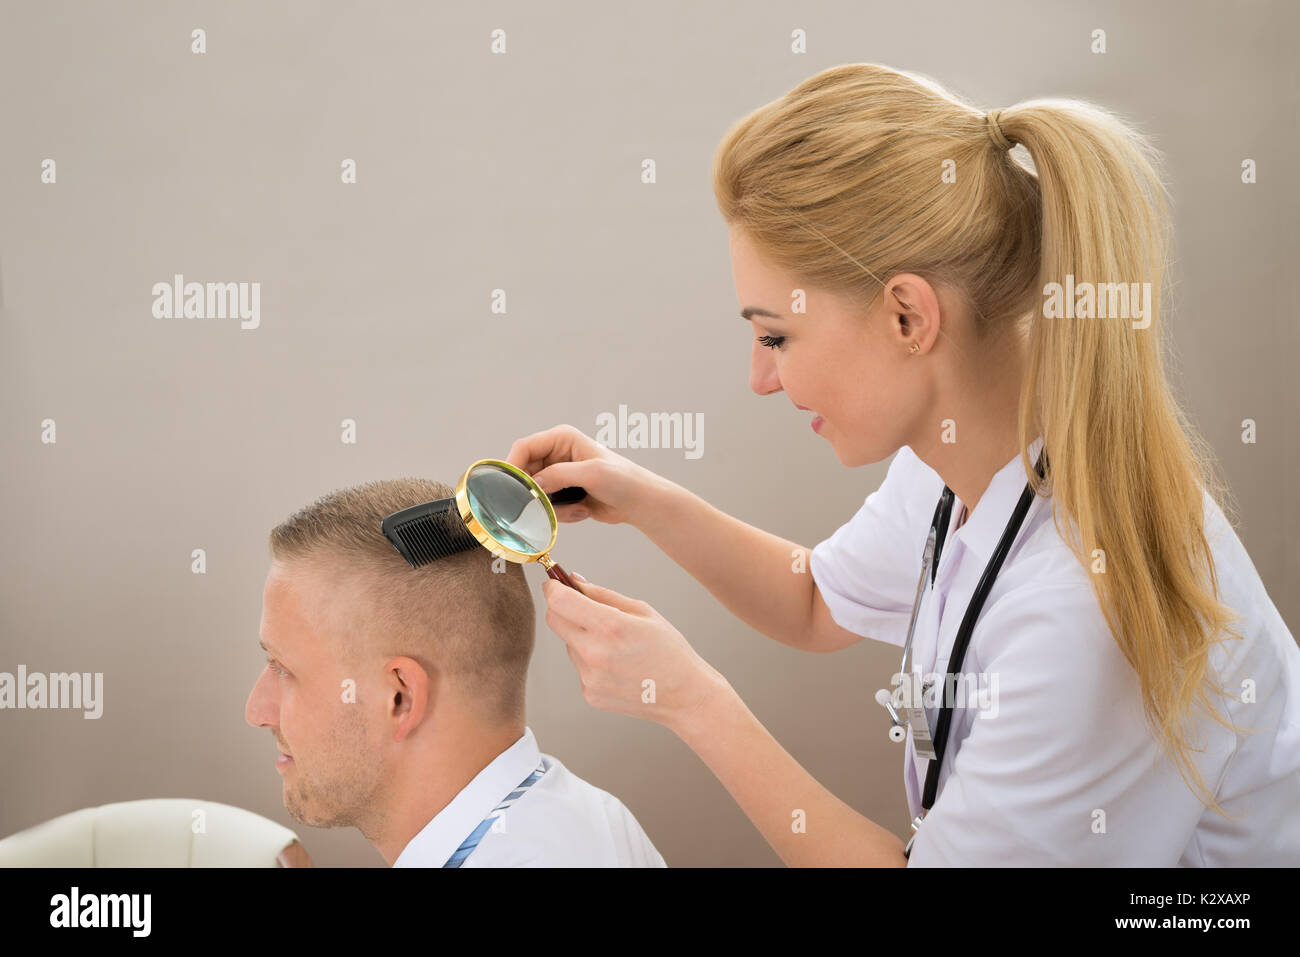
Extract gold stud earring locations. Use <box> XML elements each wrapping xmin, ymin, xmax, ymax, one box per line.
<box><xmin>908</xmin><ymin>342</ymin><xmax>920</xmax><ymax>354</ymax></box>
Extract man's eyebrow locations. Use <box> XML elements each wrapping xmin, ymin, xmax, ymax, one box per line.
<box><xmin>740</xmin><ymin>306</ymin><xmax>784</xmax><ymax>320</ymax></box>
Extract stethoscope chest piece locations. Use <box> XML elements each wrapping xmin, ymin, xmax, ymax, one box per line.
<box><xmin>876</xmin><ymin>506</ymin><xmax>948</xmax><ymax>762</ymax></box>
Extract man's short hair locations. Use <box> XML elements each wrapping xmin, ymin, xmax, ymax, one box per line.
<box><xmin>267</xmin><ymin>477</ymin><xmax>535</xmax><ymax>726</ymax></box>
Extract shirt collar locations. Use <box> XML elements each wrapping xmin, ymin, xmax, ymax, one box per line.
<box><xmin>946</xmin><ymin>435</ymin><xmax>1046</xmax><ymax>567</ymax></box>
<box><xmin>392</xmin><ymin>725</ymin><xmax>540</xmax><ymax>868</ymax></box>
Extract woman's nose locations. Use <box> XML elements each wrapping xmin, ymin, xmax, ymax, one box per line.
<box><xmin>750</xmin><ymin>340</ymin><xmax>782</xmax><ymax>396</ymax></box>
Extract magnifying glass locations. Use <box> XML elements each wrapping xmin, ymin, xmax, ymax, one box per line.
<box><xmin>381</xmin><ymin>458</ymin><xmax>588</xmax><ymax>589</ymax></box>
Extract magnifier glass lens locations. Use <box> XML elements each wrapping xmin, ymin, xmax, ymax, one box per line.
<box><xmin>465</xmin><ymin>464</ymin><xmax>554</xmax><ymax>555</ymax></box>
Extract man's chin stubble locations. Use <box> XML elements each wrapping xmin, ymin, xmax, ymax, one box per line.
<box><xmin>284</xmin><ymin>781</ymin><xmax>386</xmax><ymax>835</ymax></box>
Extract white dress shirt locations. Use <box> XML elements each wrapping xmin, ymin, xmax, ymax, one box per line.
<box><xmin>811</xmin><ymin>438</ymin><xmax>1300</xmax><ymax>866</ymax></box>
<box><xmin>392</xmin><ymin>726</ymin><xmax>666</xmax><ymax>867</ymax></box>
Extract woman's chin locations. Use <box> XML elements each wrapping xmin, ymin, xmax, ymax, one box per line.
<box><xmin>826</xmin><ymin>438</ymin><xmax>860</xmax><ymax>467</ymax></box>
<box><xmin>825</xmin><ymin>435</ymin><xmax>884</xmax><ymax>469</ymax></box>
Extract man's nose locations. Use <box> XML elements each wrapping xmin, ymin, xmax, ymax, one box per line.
<box><xmin>750</xmin><ymin>339</ymin><xmax>783</xmax><ymax>396</ymax></box>
<box><xmin>245</xmin><ymin>667</ymin><xmax>277</xmax><ymax>729</ymax></box>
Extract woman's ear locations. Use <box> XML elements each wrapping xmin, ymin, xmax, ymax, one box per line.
<box><xmin>884</xmin><ymin>274</ymin><xmax>942</xmax><ymax>355</ymax></box>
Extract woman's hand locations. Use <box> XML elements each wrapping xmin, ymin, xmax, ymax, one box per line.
<box><xmin>542</xmin><ymin>572</ymin><xmax>728</xmax><ymax>735</ymax></box>
<box><xmin>505</xmin><ymin>423</ymin><xmax>672</xmax><ymax>530</ymax></box>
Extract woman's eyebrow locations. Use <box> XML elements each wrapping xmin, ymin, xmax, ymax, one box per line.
<box><xmin>740</xmin><ymin>306</ymin><xmax>784</xmax><ymax>320</ymax></box>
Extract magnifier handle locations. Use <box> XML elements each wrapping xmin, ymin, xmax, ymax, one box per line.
<box><xmin>547</xmin><ymin>486</ymin><xmax>587</xmax><ymax>506</ymax></box>
<box><xmin>546</xmin><ymin>563</ymin><xmax>580</xmax><ymax>590</ymax></box>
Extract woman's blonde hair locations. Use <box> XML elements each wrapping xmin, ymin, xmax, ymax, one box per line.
<box><xmin>712</xmin><ymin>63</ymin><xmax>1247</xmax><ymax>816</ymax></box>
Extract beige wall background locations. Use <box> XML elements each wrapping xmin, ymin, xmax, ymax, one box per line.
<box><xmin>1</xmin><ymin>0</ymin><xmax>1295</xmax><ymax>867</ymax></box>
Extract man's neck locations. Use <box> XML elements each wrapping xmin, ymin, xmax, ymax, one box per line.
<box><xmin>371</xmin><ymin>718</ymin><xmax>525</xmax><ymax>866</ymax></box>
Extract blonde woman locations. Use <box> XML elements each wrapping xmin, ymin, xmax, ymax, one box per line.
<box><xmin>506</xmin><ymin>64</ymin><xmax>1300</xmax><ymax>866</ymax></box>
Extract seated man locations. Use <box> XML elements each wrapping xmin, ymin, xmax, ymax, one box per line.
<box><xmin>245</xmin><ymin>477</ymin><xmax>666</xmax><ymax>867</ymax></box>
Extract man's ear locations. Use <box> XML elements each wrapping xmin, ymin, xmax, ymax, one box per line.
<box><xmin>384</xmin><ymin>656</ymin><xmax>431</xmax><ymax>744</ymax></box>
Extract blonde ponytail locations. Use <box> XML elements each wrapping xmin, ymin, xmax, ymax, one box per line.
<box><xmin>1002</xmin><ymin>99</ymin><xmax>1246</xmax><ymax>816</ymax></box>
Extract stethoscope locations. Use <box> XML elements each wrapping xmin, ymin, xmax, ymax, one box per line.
<box><xmin>875</xmin><ymin>447</ymin><xmax>1048</xmax><ymax>859</ymax></box>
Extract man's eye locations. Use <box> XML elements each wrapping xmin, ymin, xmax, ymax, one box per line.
<box><xmin>757</xmin><ymin>334</ymin><xmax>786</xmax><ymax>350</ymax></box>
<box><xmin>267</xmin><ymin>657</ymin><xmax>289</xmax><ymax>678</ymax></box>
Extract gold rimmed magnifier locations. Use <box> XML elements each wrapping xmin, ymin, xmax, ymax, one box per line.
<box><xmin>381</xmin><ymin>458</ymin><xmax>587</xmax><ymax>589</ymax></box>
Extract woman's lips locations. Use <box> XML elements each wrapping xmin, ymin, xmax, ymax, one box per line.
<box><xmin>794</xmin><ymin>403</ymin><xmax>824</xmax><ymax>433</ymax></box>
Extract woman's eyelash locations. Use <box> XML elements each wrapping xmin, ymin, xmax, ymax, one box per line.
<box><xmin>757</xmin><ymin>334</ymin><xmax>786</xmax><ymax>350</ymax></box>
<box><xmin>267</xmin><ymin>657</ymin><xmax>289</xmax><ymax>678</ymax></box>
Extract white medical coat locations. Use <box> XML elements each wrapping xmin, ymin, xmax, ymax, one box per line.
<box><xmin>811</xmin><ymin>439</ymin><xmax>1300</xmax><ymax>865</ymax></box>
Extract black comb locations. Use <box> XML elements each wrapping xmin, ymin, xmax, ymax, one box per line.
<box><xmin>381</xmin><ymin>487</ymin><xmax>587</xmax><ymax>569</ymax></box>
<box><xmin>381</xmin><ymin>498</ymin><xmax>480</xmax><ymax>568</ymax></box>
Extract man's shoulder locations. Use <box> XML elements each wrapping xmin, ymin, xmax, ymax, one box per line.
<box><xmin>466</xmin><ymin>753</ymin><xmax>667</xmax><ymax>867</ymax></box>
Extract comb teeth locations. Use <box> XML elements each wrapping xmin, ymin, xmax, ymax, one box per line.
<box><xmin>381</xmin><ymin>499</ymin><xmax>482</xmax><ymax>568</ymax></box>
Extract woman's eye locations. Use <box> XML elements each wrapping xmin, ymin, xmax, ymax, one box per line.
<box><xmin>757</xmin><ymin>334</ymin><xmax>786</xmax><ymax>350</ymax></box>
<box><xmin>267</xmin><ymin>657</ymin><xmax>289</xmax><ymax>678</ymax></box>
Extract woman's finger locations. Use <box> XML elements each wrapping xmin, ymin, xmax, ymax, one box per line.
<box><xmin>504</xmin><ymin>423</ymin><xmax>591</xmax><ymax>474</ymax></box>
<box><xmin>543</xmin><ymin>578</ymin><xmax>653</xmax><ymax>644</ymax></box>
<box><xmin>504</xmin><ymin>426</ymin><xmax>568</xmax><ymax>473</ymax></box>
<box><xmin>564</xmin><ymin>575</ymin><xmax>653</xmax><ymax>617</ymax></box>
<box><xmin>532</xmin><ymin>460</ymin><xmax>593</xmax><ymax>496</ymax></box>
<box><xmin>543</xmin><ymin>584</ymin><xmax>593</xmax><ymax>639</ymax></box>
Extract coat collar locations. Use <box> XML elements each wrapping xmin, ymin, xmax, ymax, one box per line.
<box><xmin>933</xmin><ymin>435</ymin><xmax>1046</xmax><ymax>569</ymax></box>
<box><xmin>392</xmin><ymin>726</ymin><xmax>539</xmax><ymax>867</ymax></box>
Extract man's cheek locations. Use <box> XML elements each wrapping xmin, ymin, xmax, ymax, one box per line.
<box><xmin>283</xmin><ymin>686</ymin><xmax>325</xmax><ymax>755</ymax></box>
<box><xmin>280</xmin><ymin>692</ymin><xmax>302</xmax><ymax>752</ymax></box>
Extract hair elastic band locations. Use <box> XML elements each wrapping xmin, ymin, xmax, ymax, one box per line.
<box><xmin>984</xmin><ymin>109</ymin><xmax>1016</xmax><ymax>150</ymax></box>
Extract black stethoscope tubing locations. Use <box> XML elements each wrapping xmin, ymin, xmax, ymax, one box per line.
<box><xmin>910</xmin><ymin>448</ymin><xmax>1049</xmax><ymax>842</ymax></box>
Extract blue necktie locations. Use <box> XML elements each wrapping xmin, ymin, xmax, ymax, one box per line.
<box><xmin>443</xmin><ymin>759</ymin><xmax>547</xmax><ymax>868</ymax></box>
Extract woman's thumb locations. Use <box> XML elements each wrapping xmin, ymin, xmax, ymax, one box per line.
<box><xmin>567</xmin><ymin>574</ymin><xmax>646</xmax><ymax>614</ymax></box>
